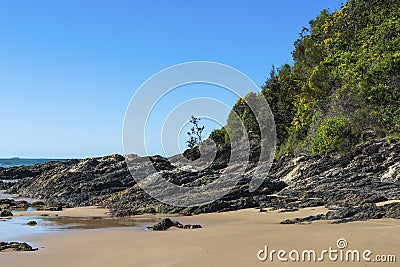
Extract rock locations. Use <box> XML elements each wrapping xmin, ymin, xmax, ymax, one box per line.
<box><xmin>362</xmin><ymin>195</ymin><xmax>388</xmax><ymax>204</ymax></box>
<box><xmin>280</xmin><ymin>214</ymin><xmax>326</xmax><ymax>224</ymax></box>
<box><xmin>0</xmin><ymin>159</ymin><xmax>79</xmax><ymax>180</ymax></box>
<box><xmin>27</xmin><ymin>220</ymin><xmax>37</xmax><ymax>226</ymax></box>
<box><xmin>381</xmin><ymin>162</ymin><xmax>400</xmax><ymax>183</ymax></box>
<box><xmin>149</xmin><ymin>218</ymin><xmax>202</xmax><ymax>231</ymax></box>
<box><xmin>0</xmin><ymin>199</ymin><xmax>30</xmax><ymax>211</ymax></box>
<box><xmin>0</xmin><ymin>242</ymin><xmax>38</xmax><ymax>252</ymax></box>
<box><xmin>0</xmin><ymin>181</ymin><xmax>11</xmax><ymax>190</ymax></box>
<box><xmin>45</xmin><ymin>206</ymin><xmax>63</xmax><ymax>211</ymax></box>
<box><xmin>0</xmin><ymin>209</ymin><xmax>13</xmax><ymax>217</ymax></box>
<box><xmin>281</xmin><ymin>203</ymin><xmax>400</xmax><ymax>224</ymax></box>
<box><xmin>32</xmin><ymin>201</ymin><xmax>46</xmax><ymax>208</ymax></box>
<box><xmin>182</xmin><ymin>224</ymin><xmax>202</xmax><ymax>229</ymax></box>
<box><xmin>150</xmin><ymin>218</ymin><xmax>178</xmax><ymax>231</ymax></box>
<box><xmin>279</xmin><ymin>207</ymin><xmax>299</xmax><ymax>213</ymax></box>
<box><xmin>2</xmin><ymin>139</ymin><xmax>400</xmax><ymax>223</ymax></box>
<box><xmin>7</xmin><ymin>154</ymin><xmax>132</xmax><ymax>208</ymax></box>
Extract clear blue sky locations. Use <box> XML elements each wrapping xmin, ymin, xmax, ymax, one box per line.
<box><xmin>0</xmin><ymin>0</ymin><xmax>343</xmax><ymax>158</ymax></box>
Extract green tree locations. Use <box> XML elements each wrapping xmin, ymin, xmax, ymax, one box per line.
<box><xmin>211</xmin><ymin>0</ymin><xmax>400</xmax><ymax>155</ymax></box>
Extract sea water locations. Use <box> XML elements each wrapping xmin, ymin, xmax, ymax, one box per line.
<box><xmin>0</xmin><ymin>158</ymin><xmax>65</xmax><ymax>168</ymax></box>
<box><xmin>0</xmin><ymin>191</ymin><xmax>156</xmax><ymax>241</ymax></box>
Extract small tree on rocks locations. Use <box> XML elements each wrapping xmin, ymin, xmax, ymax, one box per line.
<box><xmin>186</xmin><ymin>116</ymin><xmax>205</xmax><ymax>149</ymax></box>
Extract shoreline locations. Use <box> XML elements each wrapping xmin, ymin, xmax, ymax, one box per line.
<box><xmin>12</xmin><ymin>206</ymin><xmax>111</xmax><ymax>218</ymax></box>
<box><xmin>1</xmin><ymin>207</ymin><xmax>399</xmax><ymax>266</ymax></box>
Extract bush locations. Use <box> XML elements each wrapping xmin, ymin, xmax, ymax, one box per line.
<box><xmin>311</xmin><ymin>117</ymin><xmax>350</xmax><ymax>155</ymax></box>
<box><xmin>209</xmin><ymin>128</ymin><xmax>228</xmax><ymax>146</ymax></box>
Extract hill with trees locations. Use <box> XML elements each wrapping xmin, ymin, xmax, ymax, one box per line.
<box><xmin>210</xmin><ymin>0</ymin><xmax>400</xmax><ymax>156</ymax></box>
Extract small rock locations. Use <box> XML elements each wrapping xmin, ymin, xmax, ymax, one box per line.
<box><xmin>45</xmin><ymin>206</ymin><xmax>63</xmax><ymax>211</ymax></box>
<box><xmin>182</xmin><ymin>224</ymin><xmax>202</xmax><ymax>229</ymax></box>
<box><xmin>151</xmin><ymin>218</ymin><xmax>177</xmax><ymax>231</ymax></box>
<box><xmin>27</xmin><ymin>221</ymin><xmax>37</xmax><ymax>226</ymax></box>
<box><xmin>149</xmin><ymin>218</ymin><xmax>202</xmax><ymax>231</ymax></box>
<box><xmin>279</xmin><ymin>207</ymin><xmax>299</xmax><ymax>213</ymax></box>
<box><xmin>32</xmin><ymin>201</ymin><xmax>46</xmax><ymax>208</ymax></box>
<box><xmin>0</xmin><ymin>242</ymin><xmax>38</xmax><ymax>252</ymax></box>
<box><xmin>280</xmin><ymin>214</ymin><xmax>326</xmax><ymax>224</ymax></box>
<box><xmin>0</xmin><ymin>209</ymin><xmax>13</xmax><ymax>217</ymax></box>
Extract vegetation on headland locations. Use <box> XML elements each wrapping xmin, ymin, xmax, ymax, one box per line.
<box><xmin>210</xmin><ymin>0</ymin><xmax>400</xmax><ymax>156</ymax></box>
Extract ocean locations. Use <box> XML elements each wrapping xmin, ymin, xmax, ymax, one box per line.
<box><xmin>0</xmin><ymin>158</ymin><xmax>65</xmax><ymax>168</ymax></box>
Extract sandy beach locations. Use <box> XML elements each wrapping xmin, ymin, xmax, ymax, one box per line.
<box><xmin>1</xmin><ymin>207</ymin><xmax>399</xmax><ymax>267</ymax></box>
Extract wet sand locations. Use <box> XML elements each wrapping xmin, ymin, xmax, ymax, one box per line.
<box><xmin>14</xmin><ymin>206</ymin><xmax>111</xmax><ymax>218</ymax></box>
<box><xmin>1</xmin><ymin>207</ymin><xmax>399</xmax><ymax>266</ymax></box>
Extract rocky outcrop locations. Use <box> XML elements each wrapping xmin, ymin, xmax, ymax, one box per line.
<box><xmin>8</xmin><ymin>155</ymin><xmax>133</xmax><ymax>207</ymax></box>
<box><xmin>0</xmin><ymin>199</ymin><xmax>29</xmax><ymax>212</ymax></box>
<box><xmin>0</xmin><ymin>181</ymin><xmax>11</xmax><ymax>190</ymax></box>
<box><xmin>0</xmin><ymin>209</ymin><xmax>13</xmax><ymax>217</ymax></box>
<box><xmin>0</xmin><ymin>159</ymin><xmax>79</xmax><ymax>180</ymax></box>
<box><xmin>4</xmin><ymin>139</ymin><xmax>400</xmax><ymax>222</ymax></box>
<box><xmin>381</xmin><ymin>162</ymin><xmax>400</xmax><ymax>183</ymax></box>
<box><xmin>262</xmin><ymin>140</ymin><xmax>400</xmax><ymax>212</ymax></box>
<box><xmin>280</xmin><ymin>202</ymin><xmax>400</xmax><ymax>224</ymax></box>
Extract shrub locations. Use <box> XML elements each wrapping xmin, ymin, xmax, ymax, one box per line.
<box><xmin>311</xmin><ymin>117</ymin><xmax>350</xmax><ymax>155</ymax></box>
<box><xmin>209</xmin><ymin>128</ymin><xmax>228</xmax><ymax>146</ymax></box>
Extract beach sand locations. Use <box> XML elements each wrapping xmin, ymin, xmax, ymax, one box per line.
<box><xmin>1</xmin><ymin>207</ymin><xmax>399</xmax><ymax>266</ymax></box>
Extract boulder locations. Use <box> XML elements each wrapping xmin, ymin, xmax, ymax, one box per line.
<box><xmin>149</xmin><ymin>218</ymin><xmax>202</xmax><ymax>231</ymax></box>
<box><xmin>0</xmin><ymin>209</ymin><xmax>13</xmax><ymax>217</ymax></box>
<box><xmin>0</xmin><ymin>242</ymin><xmax>37</xmax><ymax>252</ymax></box>
<box><xmin>151</xmin><ymin>218</ymin><xmax>178</xmax><ymax>231</ymax></box>
<box><xmin>27</xmin><ymin>220</ymin><xmax>37</xmax><ymax>226</ymax></box>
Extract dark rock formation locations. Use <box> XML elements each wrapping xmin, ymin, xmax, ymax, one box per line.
<box><xmin>263</xmin><ymin>139</ymin><xmax>400</xmax><ymax>221</ymax></box>
<box><xmin>27</xmin><ymin>220</ymin><xmax>37</xmax><ymax>226</ymax></box>
<box><xmin>281</xmin><ymin>214</ymin><xmax>326</xmax><ymax>224</ymax></box>
<box><xmin>150</xmin><ymin>218</ymin><xmax>177</xmax><ymax>231</ymax></box>
<box><xmin>31</xmin><ymin>201</ymin><xmax>46</xmax><ymax>209</ymax></box>
<box><xmin>0</xmin><ymin>199</ymin><xmax>30</xmax><ymax>211</ymax></box>
<box><xmin>181</xmin><ymin>224</ymin><xmax>202</xmax><ymax>229</ymax></box>
<box><xmin>149</xmin><ymin>218</ymin><xmax>202</xmax><ymax>231</ymax></box>
<box><xmin>0</xmin><ymin>242</ymin><xmax>37</xmax><ymax>252</ymax></box>
<box><xmin>3</xmin><ymin>139</ymin><xmax>400</xmax><ymax>223</ymax></box>
<box><xmin>8</xmin><ymin>155</ymin><xmax>132</xmax><ymax>207</ymax></box>
<box><xmin>0</xmin><ymin>209</ymin><xmax>13</xmax><ymax>217</ymax></box>
<box><xmin>280</xmin><ymin>202</ymin><xmax>400</xmax><ymax>224</ymax></box>
<box><xmin>0</xmin><ymin>181</ymin><xmax>11</xmax><ymax>190</ymax></box>
<box><xmin>0</xmin><ymin>159</ymin><xmax>79</xmax><ymax>180</ymax></box>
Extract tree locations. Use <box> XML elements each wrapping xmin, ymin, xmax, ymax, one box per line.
<box><xmin>216</xmin><ymin>0</ymin><xmax>400</xmax><ymax>156</ymax></box>
<box><xmin>186</xmin><ymin>116</ymin><xmax>205</xmax><ymax>149</ymax></box>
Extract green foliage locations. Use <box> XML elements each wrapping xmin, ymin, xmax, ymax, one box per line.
<box><xmin>186</xmin><ymin>116</ymin><xmax>205</xmax><ymax>149</ymax></box>
<box><xmin>225</xmin><ymin>92</ymin><xmax>260</xmax><ymax>143</ymax></box>
<box><xmin>261</xmin><ymin>64</ymin><xmax>298</xmax><ymax>145</ymax></box>
<box><xmin>311</xmin><ymin>117</ymin><xmax>350</xmax><ymax>155</ymax></box>
<box><xmin>209</xmin><ymin>128</ymin><xmax>229</xmax><ymax>146</ymax></box>
<box><xmin>210</xmin><ymin>0</ymin><xmax>400</xmax><ymax>155</ymax></box>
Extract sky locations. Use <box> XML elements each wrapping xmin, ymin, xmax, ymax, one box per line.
<box><xmin>0</xmin><ymin>0</ymin><xmax>344</xmax><ymax>158</ymax></box>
